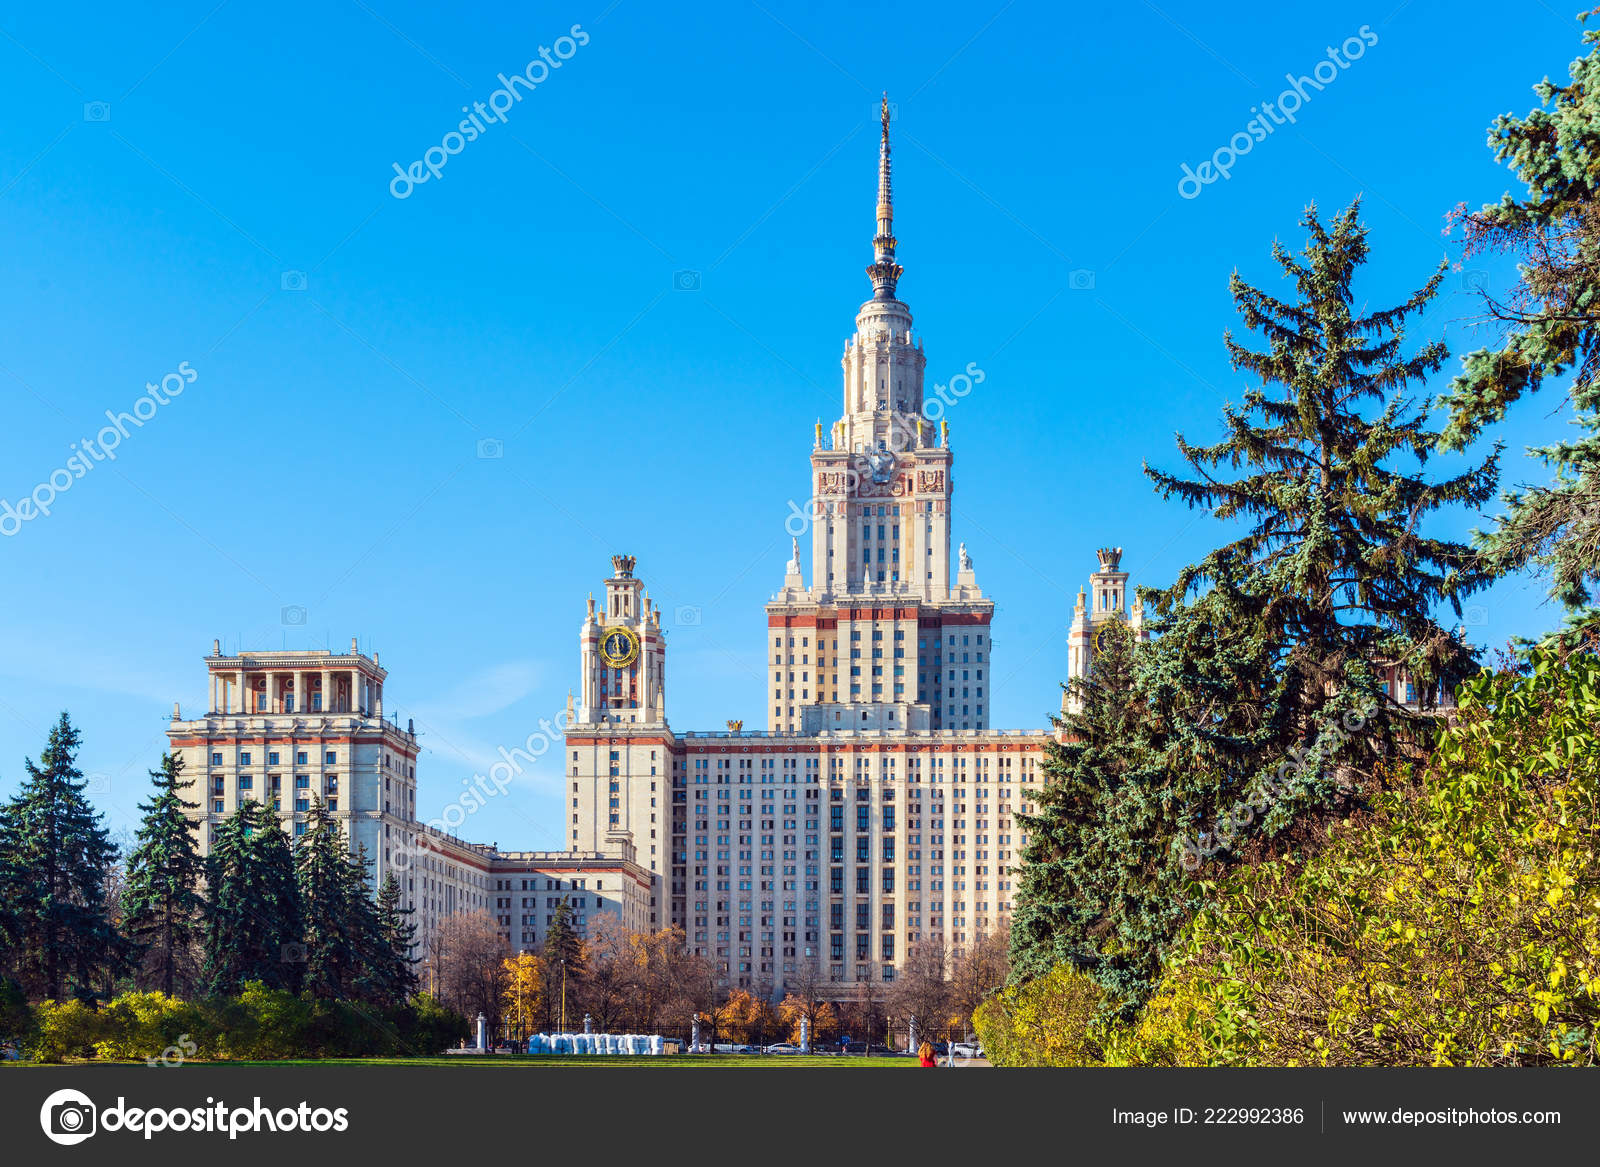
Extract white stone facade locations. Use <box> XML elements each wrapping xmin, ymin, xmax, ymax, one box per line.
<box><xmin>566</xmin><ymin>101</ymin><xmax>1056</xmax><ymax>999</ymax></box>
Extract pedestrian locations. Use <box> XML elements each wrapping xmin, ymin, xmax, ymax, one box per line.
<box><xmin>918</xmin><ymin>1041</ymin><xmax>937</xmax><ymax>1067</ymax></box>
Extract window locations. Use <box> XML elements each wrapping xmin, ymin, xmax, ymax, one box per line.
<box><xmin>324</xmin><ymin>751</ymin><xmax>337</xmax><ymax>764</ymax></box>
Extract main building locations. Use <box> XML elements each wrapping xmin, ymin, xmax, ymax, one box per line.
<box><xmin>166</xmin><ymin>100</ymin><xmax>1150</xmax><ymax>1000</ymax></box>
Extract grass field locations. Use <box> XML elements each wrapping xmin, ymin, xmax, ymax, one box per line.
<box><xmin>7</xmin><ymin>1054</ymin><xmax>919</xmax><ymax>1069</ymax></box>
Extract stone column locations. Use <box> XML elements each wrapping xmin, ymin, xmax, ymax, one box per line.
<box><xmin>321</xmin><ymin>669</ymin><xmax>332</xmax><ymax>714</ymax></box>
<box><xmin>235</xmin><ymin>668</ymin><xmax>246</xmax><ymax>714</ymax></box>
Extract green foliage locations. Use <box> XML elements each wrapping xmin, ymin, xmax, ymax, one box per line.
<box><xmin>1147</xmin><ymin>198</ymin><xmax>1496</xmax><ymax>811</ymax></box>
<box><xmin>122</xmin><ymin>753</ymin><xmax>206</xmax><ymax>996</ymax></box>
<box><xmin>1011</xmin><ymin>614</ymin><xmax>1190</xmax><ymax>1014</ymax></box>
<box><xmin>0</xmin><ymin>976</ymin><xmax>33</xmax><ymax>1049</ymax></box>
<box><xmin>30</xmin><ymin>998</ymin><xmax>104</xmax><ymax>1063</ymax></box>
<box><xmin>92</xmin><ymin>991</ymin><xmax>202</xmax><ymax>1061</ymax></box>
<box><xmin>0</xmin><ymin>713</ymin><xmax>127</xmax><ymax>999</ymax></box>
<box><xmin>369</xmin><ymin>873</ymin><xmax>421</xmax><ymax>1007</ymax></box>
<box><xmin>22</xmin><ymin>983</ymin><xmax>467</xmax><ymax>1062</ymax></box>
<box><xmin>1442</xmin><ymin>23</ymin><xmax>1600</xmax><ymax>641</ymax></box>
<box><xmin>296</xmin><ymin>797</ymin><xmax>372</xmax><ymax>1002</ymax></box>
<box><xmin>1012</xmin><ymin>205</ymin><xmax>1497</xmax><ymax>1019</ymax></box>
<box><xmin>973</xmin><ymin>963</ymin><xmax>1110</xmax><ymax>1066</ymax></box>
<box><xmin>202</xmin><ymin>802</ymin><xmax>302</xmax><ymax>994</ymax></box>
<box><xmin>542</xmin><ymin>899</ymin><xmax>583</xmax><ymax>1027</ymax></box>
<box><xmin>1002</xmin><ymin>646</ymin><xmax>1600</xmax><ymax>1067</ymax></box>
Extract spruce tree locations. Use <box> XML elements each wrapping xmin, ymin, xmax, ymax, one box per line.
<box><xmin>122</xmin><ymin>753</ymin><xmax>206</xmax><ymax>996</ymax></box>
<box><xmin>202</xmin><ymin>801</ymin><xmax>302</xmax><ymax>994</ymax></box>
<box><xmin>367</xmin><ymin>872</ymin><xmax>420</xmax><ymax>1007</ymax></box>
<box><xmin>295</xmin><ymin>796</ymin><xmax>364</xmax><ymax>1001</ymax></box>
<box><xmin>1146</xmin><ymin>200</ymin><xmax>1500</xmax><ymax>840</ymax></box>
<box><xmin>1441</xmin><ymin>24</ymin><xmax>1600</xmax><ymax>642</ymax></box>
<box><xmin>0</xmin><ymin>713</ymin><xmax>123</xmax><ymax>999</ymax></box>
<box><xmin>1010</xmin><ymin>615</ymin><xmax>1154</xmax><ymax>997</ymax></box>
<box><xmin>542</xmin><ymin>899</ymin><xmax>582</xmax><ymax>1028</ymax></box>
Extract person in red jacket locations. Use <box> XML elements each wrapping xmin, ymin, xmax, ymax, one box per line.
<box><xmin>918</xmin><ymin>1041</ymin><xmax>938</xmax><ymax>1067</ymax></box>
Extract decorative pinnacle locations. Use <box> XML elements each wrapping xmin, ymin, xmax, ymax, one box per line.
<box><xmin>867</xmin><ymin>92</ymin><xmax>903</xmax><ymax>301</ymax></box>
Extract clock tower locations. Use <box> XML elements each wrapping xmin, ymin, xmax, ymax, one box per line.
<box><xmin>577</xmin><ymin>554</ymin><xmax>667</xmax><ymax>726</ymax></box>
<box><xmin>765</xmin><ymin>95</ymin><xmax>995</xmax><ymax>734</ymax></box>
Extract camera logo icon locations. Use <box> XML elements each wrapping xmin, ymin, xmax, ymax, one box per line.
<box><xmin>1068</xmin><ymin>268</ymin><xmax>1096</xmax><ymax>291</ymax></box>
<box><xmin>281</xmin><ymin>604</ymin><xmax>308</xmax><ymax>626</ymax></box>
<box><xmin>83</xmin><ymin>102</ymin><xmax>111</xmax><ymax>122</ymax></box>
<box><xmin>476</xmin><ymin>438</ymin><xmax>504</xmax><ymax>459</ymax></box>
<box><xmin>673</xmin><ymin>269</ymin><xmax>701</xmax><ymax>292</ymax></box>
<box><xmin>675</xmin><ymin>605</ymin><xmax>702</xmax><ymax>626</ymax></box>
<box><xmin>281</xmin><ymin>942</ymin><xmax>307</xmax><ymax>963</ymax></box>
<box><xmin>85</xmin><ymin>773</ymin><xmax>112</xmax><ymax>795</ymax></box>
<box><xmin>1461</xmin><ymin>269</ymin><xmax>1489</xmax><ymax>293</ymax></box>
<box><xmin>280</xmin><ymin>270</ymin><xmax>308</xmax><ymax>292</ymax></box>
<box><xmin>40</xmin><ymin>1088</ymin><xmax>97</xmax><ymax>1146</ymax></box>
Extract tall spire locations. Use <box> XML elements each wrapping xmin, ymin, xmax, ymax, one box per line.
<box><xmin>867</xmin><ymin>93</ymin><xmax>903</xmax><ymax>301</ymax></box>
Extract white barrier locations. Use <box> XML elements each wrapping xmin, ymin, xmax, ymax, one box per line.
<box><xmin>527</xmin><ymin>1033</ymin><xmax>666</xmax><ymax>1056</ymax></box>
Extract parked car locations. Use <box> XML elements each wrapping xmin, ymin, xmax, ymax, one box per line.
<box><xmin>950</xmin><ymin>1042</ymin><xmax>982</xmax><ymax>1059</ymax></box>
<box><xmin>764</xmin><ymin>1042</ymin><xmax>802</xmax><ymax>1054</ymax></box>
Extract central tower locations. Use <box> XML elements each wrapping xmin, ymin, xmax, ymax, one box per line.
<box><xmin>766</xmin><ymin>96</ymin><xmax>994</xmax><ymax>734</ymax></box>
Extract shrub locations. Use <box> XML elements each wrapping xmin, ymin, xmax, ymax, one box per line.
<box><xmin>93</xmin><ymin>991</ymin><xmax>205</xmax><ymax>1062</ymax></box>
<box><xmin>1131</xmin><ymin>647</ymin><xmax>1600</xmax><ymax>1066</ymax></box>
<box><xmin>30</xmin><ymin>999</ymin><xmax>104</xmax><ymax>1063</ymax></box>
<box><xmin>973</xmin><ymin>963</ymin><xmax>1111</xmax><ymax>1066</ymax></box>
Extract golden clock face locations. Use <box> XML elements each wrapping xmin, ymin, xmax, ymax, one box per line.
<box><xmin>1093</xmin><ymin>619</ymin><xmax>1123</xmax><ymax>656</ymax></box>
<box><xmin>600</xmin><ymin>626</ymin><xmax>640</xmax><ymax>668</ymax></box>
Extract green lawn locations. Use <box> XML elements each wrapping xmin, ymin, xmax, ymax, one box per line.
<box><xmin>8</xmin><ymin>1054</ymin><xmax>916</xmax><ymax>1069</ymax></box>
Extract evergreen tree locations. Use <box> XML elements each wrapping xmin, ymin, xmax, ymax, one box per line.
<box><xmin>367</xmin><ymin>872</ymin><xmax>420</xmax><ymax>1007</ymax></box>
<box><xmin>542</xmin><ymin>899</ymin><xmax>582</xmax><ymax>1028</ymax></box>
<box><xmin>295</xmin><ymin>796</ymin><xmax>365</xmax><ymax>1001</ymax></box>
<box><xmin>121</xmin><ymin>753</ymin><xmax>206</xmax><ymax>996</ymax></box>
<box><xmin>1146</xmin><ymin>200</ymin><xmax>1499</xmax><ymax>839</ymax></box>
<box><xmin>1442</xmin><ymin>23</ymin><xmax>1600</xmax><ymax>642</ymax></box>
<box><xmin>0</xmin><ymin>713</ymin><xmax>123</xmax><ymax>999</ymax></box>
<box><xmin>202</xmin><ymin>801</ymin><xmax>302</xmax><ymax>994</ymax></box>
<box><xmin>1010</xmin><ymin>615</ymin><xmax>1156</xmax><ymax>998</ymax></box>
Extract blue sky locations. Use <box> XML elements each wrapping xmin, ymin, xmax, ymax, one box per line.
<box><xmin>0</xmin><ymin>0</ymin><xmax>1585</xmax><ymax>849</ymax></box>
